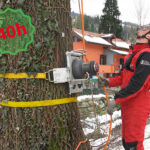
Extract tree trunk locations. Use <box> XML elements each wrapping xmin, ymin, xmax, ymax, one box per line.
<box><xmin>0</xmin><ymin>0</ymin><xmax>91</xmax><ymax>150</ymax></box>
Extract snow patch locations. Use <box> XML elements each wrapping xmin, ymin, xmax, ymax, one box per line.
<box><xmin>78</xmin><ymin>94</ymin><xmax>150</xmax><ymax>150</ymax></box>
<box><xmin>74</xmin><ymin>31</ymin><xmax>112</xmax><ymax>46</ymax></box>
<box><xmin>112</xmin><ymin>41</ymin><xmax>129</xmax><ymax>49</ymax></box>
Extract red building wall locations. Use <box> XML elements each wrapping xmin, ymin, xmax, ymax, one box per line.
<box><xmin>73</xmin><ymin>41</ymin><xmax>126</xmax><ymax>73</ymax></box>
<box><xmin>73</xmin><ymin>41</ymin><xmax>104</xmax><ymax>65</ymax></box>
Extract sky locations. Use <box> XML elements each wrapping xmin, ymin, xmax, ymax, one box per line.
<box><xmin>71</xmin><ymin>0</ymin><xmax>150</xmax><ymax>25</ymax></box>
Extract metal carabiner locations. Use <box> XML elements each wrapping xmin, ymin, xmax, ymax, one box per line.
<box><xmin>45</xmin><ymin>69</ymin><xmax>54</xmax><ymax>82</ymax></box>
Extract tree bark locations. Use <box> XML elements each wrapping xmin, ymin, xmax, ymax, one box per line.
<box><xmin>0</xmin><ymin>0</ymin><xmax>91</xmax><ymax>149</ymax></box>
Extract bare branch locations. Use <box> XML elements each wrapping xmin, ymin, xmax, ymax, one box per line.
<box><xmin>133</xmin><ymin>0</ymin><xmax>150</xmax><ymax>26</ymax></box>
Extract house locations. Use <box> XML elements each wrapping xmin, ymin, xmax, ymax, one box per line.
<box><xmin>101</xmin><ymin>35</ymin><xmax>129</xmax><ymax>75</ymax></box>
<box><xmin>72</xmin><ymin>28</ymin><xmax>130</xmax><ymax>77</ymax></box>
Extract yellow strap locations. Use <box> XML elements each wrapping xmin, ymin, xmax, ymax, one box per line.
<box><xmin>0</xmin><ymin>97</ymin><xmax>77</xmax><ymax>107</ymax></box>
<box><xmin>0</xmin><ymin>73</ymin><xmax>46</xmax><ymax>79</ymax></box>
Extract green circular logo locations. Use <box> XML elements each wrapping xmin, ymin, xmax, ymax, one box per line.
<box><xmin>0</xmin><ymin>8</ymin><xmax>35</xmax><ymax>55</ymax></box>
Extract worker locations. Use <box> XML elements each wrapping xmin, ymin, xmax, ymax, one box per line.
<box><xmin>99</xmin><ymin>26</ymin><xmax>150</xmax><ymax>150</ymax></box>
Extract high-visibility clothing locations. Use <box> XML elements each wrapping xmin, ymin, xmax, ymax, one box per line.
<box><xmin>108</xmin><ymin>44</ymin><xmax>150</xmax><ymax>150</ymax></box>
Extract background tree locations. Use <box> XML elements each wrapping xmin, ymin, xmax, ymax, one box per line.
<box><xmin>84</xmin><ymin>15</ymin><xmax>90</xmax><ymax>31</ymax></box>
<box><xmin>133</xmin><ymin>0</ymin><xmax>150</xmax><ymax>26</ymax></box>
<box><xmin>73</xmin><ymin>14</ymin><xmax>82</xmax><ymax>29</ymax></box>
<box><xmin>99</xmin><ymin>0</ymin><xmax>122</xmax><ymax>38</ymax></box>
<box><xmin>0</xmin><ymin>0</ymin><xmax>90</xmax><ymax>150</ymax></box>
<box><xmin>122</xmin><ymin>22</ymin><xmax>138</xmax><ymax>43</ymax></box>
<box><xmin>91</xmin><ymin>24</ymin><xmax>95</xmax><ymax>32</ymax></box>
<box><xmin>72</xmin><ymin>13</ymin><xmax>99</xmax><ymax>33</ymax></box>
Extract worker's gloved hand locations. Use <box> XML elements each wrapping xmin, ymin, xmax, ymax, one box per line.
<box><xmin>98</xmin><ymin>76</ymin><xmax>109</xmax><ymax>87</ymax></box>
<box><xmin>107</xmin><ymin>100</ymin><xmax>117</xmax><ymax>115</ymax></box>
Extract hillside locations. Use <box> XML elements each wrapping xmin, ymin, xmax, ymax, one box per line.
<box><xmin>71</xmin><ymin>12</ymin><xmax>138</xmax><ymax>42</ymax></box>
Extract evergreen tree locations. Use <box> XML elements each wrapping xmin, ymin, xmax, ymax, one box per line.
<box><xmin>91</xmin><ymin>24</ymin><xmax>95</xmax><ymax>32</ymax></box>
<box><xmin>74</xmin><ymin>15</ymin><xmax>82</xmax><ymax>29</ymax></box>
<box><xmin>84</xmin><ymin>15</ymin><xmax>90</xmax><ymax>31</ymax></box>
<box><xmin>122</xmin><ymin>23</ymin><xmax>137</xmax><ymax>43</ymax></box>
<box><xmin>99</xmin><ymin>0</ymin><xmax>122</xmax><ymax>38</ymax></box>
<box><xmin>72</xmin><ymin>14</ymin><xmax>99</xmax><ymax>33</ymax></box>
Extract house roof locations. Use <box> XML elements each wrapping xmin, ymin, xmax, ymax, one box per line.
<box><xmin>73</xmin><ymin>28</ymin><xmax>130</xmax><ymax>51</ymax></box>
<box><xmin>112</xmin><ymin>38</ymin><xmax>129</xmax><ymax>49</ymax></box>
<box><xmin>73</xmin><ymin>28</ymin><xmax>115</xmax><ymax>38</ymax></box>
<box><xmin>100</xmin><ymin>34</ymin><xmax>115</xmax><ymax>38</ymax></box>
<box><xmin>73</xmin><ymin>28</ymin><xmax>112</xmax><ymax>46</ymax></box>
<box><xmin>73</xmin><ymin>28</ymin><xmax>101</xmax><ymax>37</ymax></box>
<box><xmin>110</xmin><ymin>49</ymin><xmax>129</xmax><ymax>55</ymax></box>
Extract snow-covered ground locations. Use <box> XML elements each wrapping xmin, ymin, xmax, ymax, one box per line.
<box><xmin>89</xmin><ymin>111</ymin><xmax>150</xmax><ymax>150</ymax></box>
<box><xmin>78</xmin><ymin>94</ymin><xmax>150</xmax><ymax>150</ymax></box>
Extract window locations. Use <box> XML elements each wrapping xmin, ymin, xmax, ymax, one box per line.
<box><xmin>100</xmin><ymin>54</ymin><xmax>106</xmax><ymax>65</ymax></box>
<box><xmin>120</xmin><ymin>58</ymin><xmax>124</xmax><ymax>64</ymax></box>
<box><xmin>120</xmin><ymin>58</ymin><xmax>124</xmax><ymax>70</ymax></box>
<box><xmin>73</xmin><ymin>36</ymin><xmax>78</xmax><ymax>42</ymax></box>
<box><xmin>114</xmin><ymin>58</ymin><xmax>117</xmax><ymax>62</ymax></box>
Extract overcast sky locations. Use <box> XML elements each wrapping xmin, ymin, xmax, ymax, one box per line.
<box><xmin>71</xmin><ymin>0</ymin><xmax>150</xmax><ymax>25</ymax></box>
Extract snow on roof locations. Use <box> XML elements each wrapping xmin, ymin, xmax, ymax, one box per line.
<box><xmin>73</xmin><ymin>28</ymin><xmax>101</xmax><ymax>37</ymax></box>
<box><xmin>101</xmin><ymin>34</ymin><xmax>114</xmax><ymax>38</ymax></box>
<box><xmin>110</xmin><ymin>49</ymin><xmax>129</xmax><ymax>55</ymax></box>
<box><xmin>112</xmin><ymin>40</ymin><xmax>129</xmax><ymax>49</ymax></box>
<box><xmin>84</xmin><ymin>35</ymin><xmax>112</xmax><ymax>46</ymax></box>
<box><xmin>74</xmin><ymin>31</ymin><xmax>112</xmax><ymax>46</ymax></box>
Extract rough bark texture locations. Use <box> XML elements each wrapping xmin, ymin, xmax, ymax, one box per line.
<box><xmin>0</xmin><ymin>0</ymin><xmax>91</xmax><ymax>149</ymax></box>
